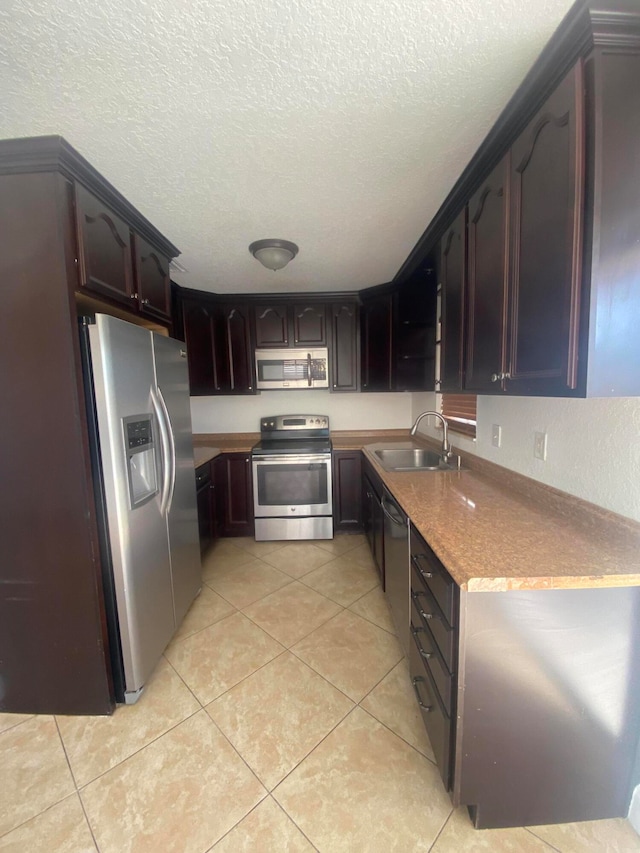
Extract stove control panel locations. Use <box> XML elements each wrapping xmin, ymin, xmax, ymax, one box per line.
<box><xmin>260</xmin><ymin>414</ymin><xmax>329</xmax><ymax>433</ymax></box>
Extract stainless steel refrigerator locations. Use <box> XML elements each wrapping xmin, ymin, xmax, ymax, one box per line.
<box><xmin>81</xmin><ymin>313</ymin><xmax>201</xmax><ymax>705</ymax></box>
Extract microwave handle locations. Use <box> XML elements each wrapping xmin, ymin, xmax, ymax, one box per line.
<box><xmin>307</xmin><ymin>352</ymin><xmax>312</xmax><ymax>387</ymax></box>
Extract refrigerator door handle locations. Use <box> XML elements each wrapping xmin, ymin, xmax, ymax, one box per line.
<box><xmin>150</xmin><ymin>388</ymin><xmax>174</xmax><ymax>515</ymax></box>
<box><xmin>156</xmin><ymin>385</ymin><xmax>177</xmax><ymax>513</ymax></box>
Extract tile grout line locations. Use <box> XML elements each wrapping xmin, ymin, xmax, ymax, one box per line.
<box><xmin>238</xmin><ymin>598</ymin><xmax>346</xmax><ymax>649</ymax></box>
<box><xmin>523</xmin><ymin>826</ymin><xmax>565</xmax><ymax>852</ymax></box>
<box><xmin>168</xmin><ymin>599</ymin><xmax>240</xmax><ymax>647</ymax></box>
<box><xmin>69</xmin><ymin>703</ymin><xmax>203</xmax><ymax>792</ymax></box>
<box><xmin>0</xmin><ymin>715</ymin><xmax>35</xmax><ymax>737</ymax></box>
<box><xmin>53</xmin><ymin>717</ymin><xmax>102</xmax><ymax>852</ymax></box>
<box><xmin>0</xmin><ymin>791</ymin><xmax>91</xmax><ymax>845</ymax></box>
<box><xmin>426</xmin><ymin>808</ymin><xmax>455</xmax><ymax>851</ymax></box>
<box><xmin>270</xmin><ymin>703</ymin><xmax>362</xmax><ymax>796</ymax></box>
<box><xmin>356</xmin><ymin>704</ymin><xmax>437</xmax><ymax>769</ymax></box>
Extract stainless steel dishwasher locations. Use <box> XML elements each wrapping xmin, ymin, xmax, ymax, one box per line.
<box><xmin>381</xmin><ymin>487</ymin><xmax>410</xmax><ymax>654</ymax></box>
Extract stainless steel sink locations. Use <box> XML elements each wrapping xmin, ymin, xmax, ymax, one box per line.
<box><xmin>368</xmin><ymin>443</ymin><xmax>460</xmax><ymax>472</ymax></box>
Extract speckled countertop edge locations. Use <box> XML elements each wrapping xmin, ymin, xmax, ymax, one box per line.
<box><xmin>193</xmin><ymin>431</ymin><xmax>640</xmax><ymax>592</ymax></box>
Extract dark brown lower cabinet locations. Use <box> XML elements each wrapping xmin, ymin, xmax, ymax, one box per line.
<box><xmin>407</xmin><ymin>522</ymin><xmax>640</xmax><ymax>830</ymax></box>
<box><xmin>332</xmin><ymin>451</ymin><xmax>363</xmax><ymax>533</ymax></box>
<box><xmin>216</xmin><ymin>453</ymin><xmax>254</xmax><ymax>537</ymax></box>
<box><xmin>408</xmin><ymin>524</ymin><xmax>458</xmax><ymax>791</ymax></box>
<box><xmin>361</xmin><ymin>456</ymin><xmax>384</xmax><ymax>586</ymax></box>
<box><xmin>195</xmin><ymin>462</ymin><xmax>215</xmax><ymax>555</ymax></box>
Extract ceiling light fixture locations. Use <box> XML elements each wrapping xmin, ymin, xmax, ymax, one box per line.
<box><xmin>249</xmin><ymin>239</ymin><xmax>299</xmax><ymax>271</ymax></box>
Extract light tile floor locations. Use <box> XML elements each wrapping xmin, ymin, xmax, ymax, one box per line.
<box><xmin>1</xmin><ymin>535</ymin><xmax>639</xmax><ymax>852</ymax></box>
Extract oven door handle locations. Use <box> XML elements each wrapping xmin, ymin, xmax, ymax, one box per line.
<box><xmin>253</xmin><ymin>454</ymin><xmax>331</xmax><ymax>464</ymax></box>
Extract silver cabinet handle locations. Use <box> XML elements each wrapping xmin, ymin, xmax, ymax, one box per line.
<box><xmin>130</xmin><ymin>292</ymin><xmax>138</xmax><ymax>299</ymax></box>
<box><xmin>411</xmin><ymin>677</ymin><xmax>433</xmax><ymax>712</ymax></box>
<box><xmin>491</xmin><ymin>371</ymin><xmax>512</xmax><ymax>382</ymax></box>
<box><xmin>142</xmin><ymin>298</ymin><xmax>150</xmax><ymax>305</ymax></box>
<box><xmin>410</xmin><ymin>626</ymin><xmax>433</xmax><ymax>659</ymax></box>
<box><xmin>412</xmin><ymin>554</ymin><xmax>432</xmax><ymax>578</ymax></box>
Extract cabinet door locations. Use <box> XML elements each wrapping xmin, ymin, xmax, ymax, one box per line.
<box><xmin>332</xmin><ymin>451</ymin><xmax>363</xmax><ymax>533</ymax></box>
<box><xmin>195</xmin><ymin>464</ymin><xmax>214</xmax><ymax>555</ymax></box>
<box><xmin>75</xmin><ymin>184</ymin><xmax>134</xmax><ymax>305</ymax></box>
<box><xmin>465</xmin><ymin>158</ymin><xmax>509</xmax><ymax>392</ymax></box>
<box><xmin>134</xmin><ymin>234</ymin><xmax>171</xmax><ymax>322</ymax></box>
<box><xmin>362</xmin><ymin>459</ymin><xmax>385</xmax><ymax>587</ymax></box>
<box><xmin>361</xmin><ymin>293</ymin><xmax>393</xmax><ymax>391</ymax></box>
<box><xmin>395</xmin><ymin>270</ymin><xmax>438</xmax><ymax>392</ymax></box>
<box><xmin>182</xmin><ymin>300</ymin><xmax>219</xmax><ymax>395</ymax></box>
<box><xmin>330</xmin><ymin>301</ymin><xmax>359</xmax><ymax>392</ymax></box>
<box><xmin>223</xmin><ymin>303</ymin><xmax>255</xmax><ymax>393</ymax></box>
<box><xmin>212</xmin><ymin>455</ymin><xmax>227</xmax><ymax>536</ymax></box>
<box><xmin>219</xmin><ymin>453</ymin><xmax>254</xmax><ymax>536</ymax></box>
<box><xmin>362</xmin><ymin>474</ymin><xmax>375</xmax><ymax>554</ymax></box>
<box><xmin>293</xmin><ymin>303</ymin><xmax>327</xmax><ymax>345</ymax></box>
<box><xmin>508</xmin><ymin>62</ymin><xmax>584</xmax><ymax>395</ymax></box>
<box><xmin>439</xmin><ymin>210</ymin><xmax>466</xmax><ymax>392</ymax></box>
<box><xmin>254</xmin><ymin>304</ymin><xmax>288</xmax><ymax>347</ymax></box>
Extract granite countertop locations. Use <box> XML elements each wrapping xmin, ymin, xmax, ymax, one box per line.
<box><xmin>193</xmin><ymin>433</ymin><xmax>258</xmax><ymax>468</ymax></box>
<box><xmin>360</xmin><ymin>443</ymin><xmax>640</xmax><ymax>593</ymax></box>
<box><xmin>192</xmin><ymin>430</ymin><xmax>640</xmax><ymax>592</ymax></box>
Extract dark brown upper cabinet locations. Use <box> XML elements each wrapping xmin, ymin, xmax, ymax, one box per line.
<box><xmin>360</xmin><ymin>291</ymin><xmax>393</xmax><ymax>392</ymax></box>
<box><xmin>329</xmin><ymin>301</ymin><xmax>359</xmax><ymax>392</ymax></box>
<box><xmin>395</xmin><ymin>267</ymin><xmax>437</xmax><ymax>392</ymax></box>
<box><xmin>75</xmin><ymin>182</ymin><xmax>175</xmax><ymax>325</ymax></box>
<box><xmin>465</xmin><ymin>158</ymin><xmax>509</xmax><ymax>393</ymax></box>
<box><xmin>507</xmin><ymin>62</ymin><xmax>583</xmax><ymax>396</ymax></box>
<box><xmin>182</xmin><ymin>299</ymin><xmax>219</xmax><ymax>395</ymax></box>
<box><xmin>75</xmin><ymin>184</ymin><xmax>134</xmax><ymax>306</ymax></box>
<box><xmin>398</xmin><ymin>3</ymin><xmax>640</xmax><ymax>399</ymax></box>
<box><xmin>220</xmin><ymin>302</ymin><xmax>255</xmax><ymax>394</ymax></box>
<box><xmin>293</xmin><ymin>303</ymin><xmax>327</xmax><ymax>346</ymax></box>
<box><xmin>254</xmin><ymin>301</ymin><xmax>327</xmax><ymax>348</ymax></box>
<box><xmin>439</xmin><ymin>211</ymin><xmax>466</xmax><ymax>393</ymax></box>
<box><xmin>442</xmin><ymin>63</ymin><xmax>586</xmax><ymax>397</ymax></box>
<box><xmin>254</xmin><ymin>303</ymin><xmax>289</xmax><ymax>347</ymax></box>
<box><xmin>182</xmin><ymin>296</ymin><xmax>255</xmax><ymax>395</ymax></box>
<box><xmin>134</xmin><ymin>234</ymin><xmax>171</xmax><ymax>322</ymax></box>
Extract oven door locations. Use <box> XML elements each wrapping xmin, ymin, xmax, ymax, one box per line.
<box><xmin>252</xmin><ymin>454</ymin><xmax>333</xmax><ymax>517</ymax></box>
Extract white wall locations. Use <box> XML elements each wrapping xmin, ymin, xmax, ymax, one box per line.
<box><xmin>411</xmin><ymin>392</ymin><xmax>640</xmax><ymax>523</ymax></box>
<box><xmin>191</xmin><ymin>390</ymin><xmax>413</xmax><ymax>434</ymax></box>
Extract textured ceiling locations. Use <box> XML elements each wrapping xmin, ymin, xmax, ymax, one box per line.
<box><xmin>0</xmin><ymin>0</ymin><xmax>575</xmax><ymax>294</ymax></box>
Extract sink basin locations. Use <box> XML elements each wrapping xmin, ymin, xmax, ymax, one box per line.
<box><xmin>373</xmin><ymin>447</ymin><xmax>446</xmax><ymax>472</ymax></box>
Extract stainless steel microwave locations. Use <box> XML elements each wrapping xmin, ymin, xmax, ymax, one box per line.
<box><xmin>255</xmin><ymin>348</ymin><xmax>329</xmax><ymax>390</ymax></box>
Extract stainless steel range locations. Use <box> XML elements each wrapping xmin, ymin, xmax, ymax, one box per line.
<box><xmin>252</xmin><ymin>414</ymin><xmax>333</xmax><ymax>541</ymax></box>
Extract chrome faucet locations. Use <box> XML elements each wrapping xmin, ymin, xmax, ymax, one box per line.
<box><xmin>410</xmin><ymin>411</ymin><xmax>451</xmax><ymax>460</ymax></box>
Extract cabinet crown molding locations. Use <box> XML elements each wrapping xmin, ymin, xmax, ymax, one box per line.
<box><xmin>395</xmin><ymin>0</ymin><xmax>640</xmax><ymax>282</ymax></box>
<box><xmin>0</xmin><ymin>135</ymin><xmax>179</xmax><ymax>260</ymax></box>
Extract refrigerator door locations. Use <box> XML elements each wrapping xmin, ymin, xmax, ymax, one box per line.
<box><xmin>89</xmin><ymin>315</ymin><xmax>175</xmax><ymax>701</ymax></box>
<box><xmin>152</xmin><ymin>334</ymin><xmax>202</xmax><ymax>626</ymax></box>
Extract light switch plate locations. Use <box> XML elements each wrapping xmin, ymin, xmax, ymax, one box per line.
<box><xmin>492</xmin><ymin>424</ymin><xmax>502</xmax><ymax>448</ymax></box>
<box><xmin>534</xmin><ymin>431</ymin><xmax>547</xmax><ymax>461</ymax></box>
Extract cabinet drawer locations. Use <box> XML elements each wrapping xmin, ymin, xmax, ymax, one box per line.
<box><xmin>410</xmin><ymin>526</ymin><xmax>456</xmax><ymax>626</ymax></box>
<box><xmin>410</xmin><ymin>598</ymin><xmax>454</xmax><ymax>715</ymax></box>
<box><xmin>409</xmin><ymin>633</ymin><xmax>452</xmax><ymax>790</ymax></box>
<box><xmin>410</xmin><ymin>583</ymin><xmax>456</xmax><ymax>672</ymax></box>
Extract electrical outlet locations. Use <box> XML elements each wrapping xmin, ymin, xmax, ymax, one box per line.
<box><xmin>534</xmin><ymin>431</ymin><xmax>547</xmax><ymax>461</ymax></box>
<box><xmin>491</xmin><ymin>424</ymin><xmax>502</xmax><ymax>448</ymax></box>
